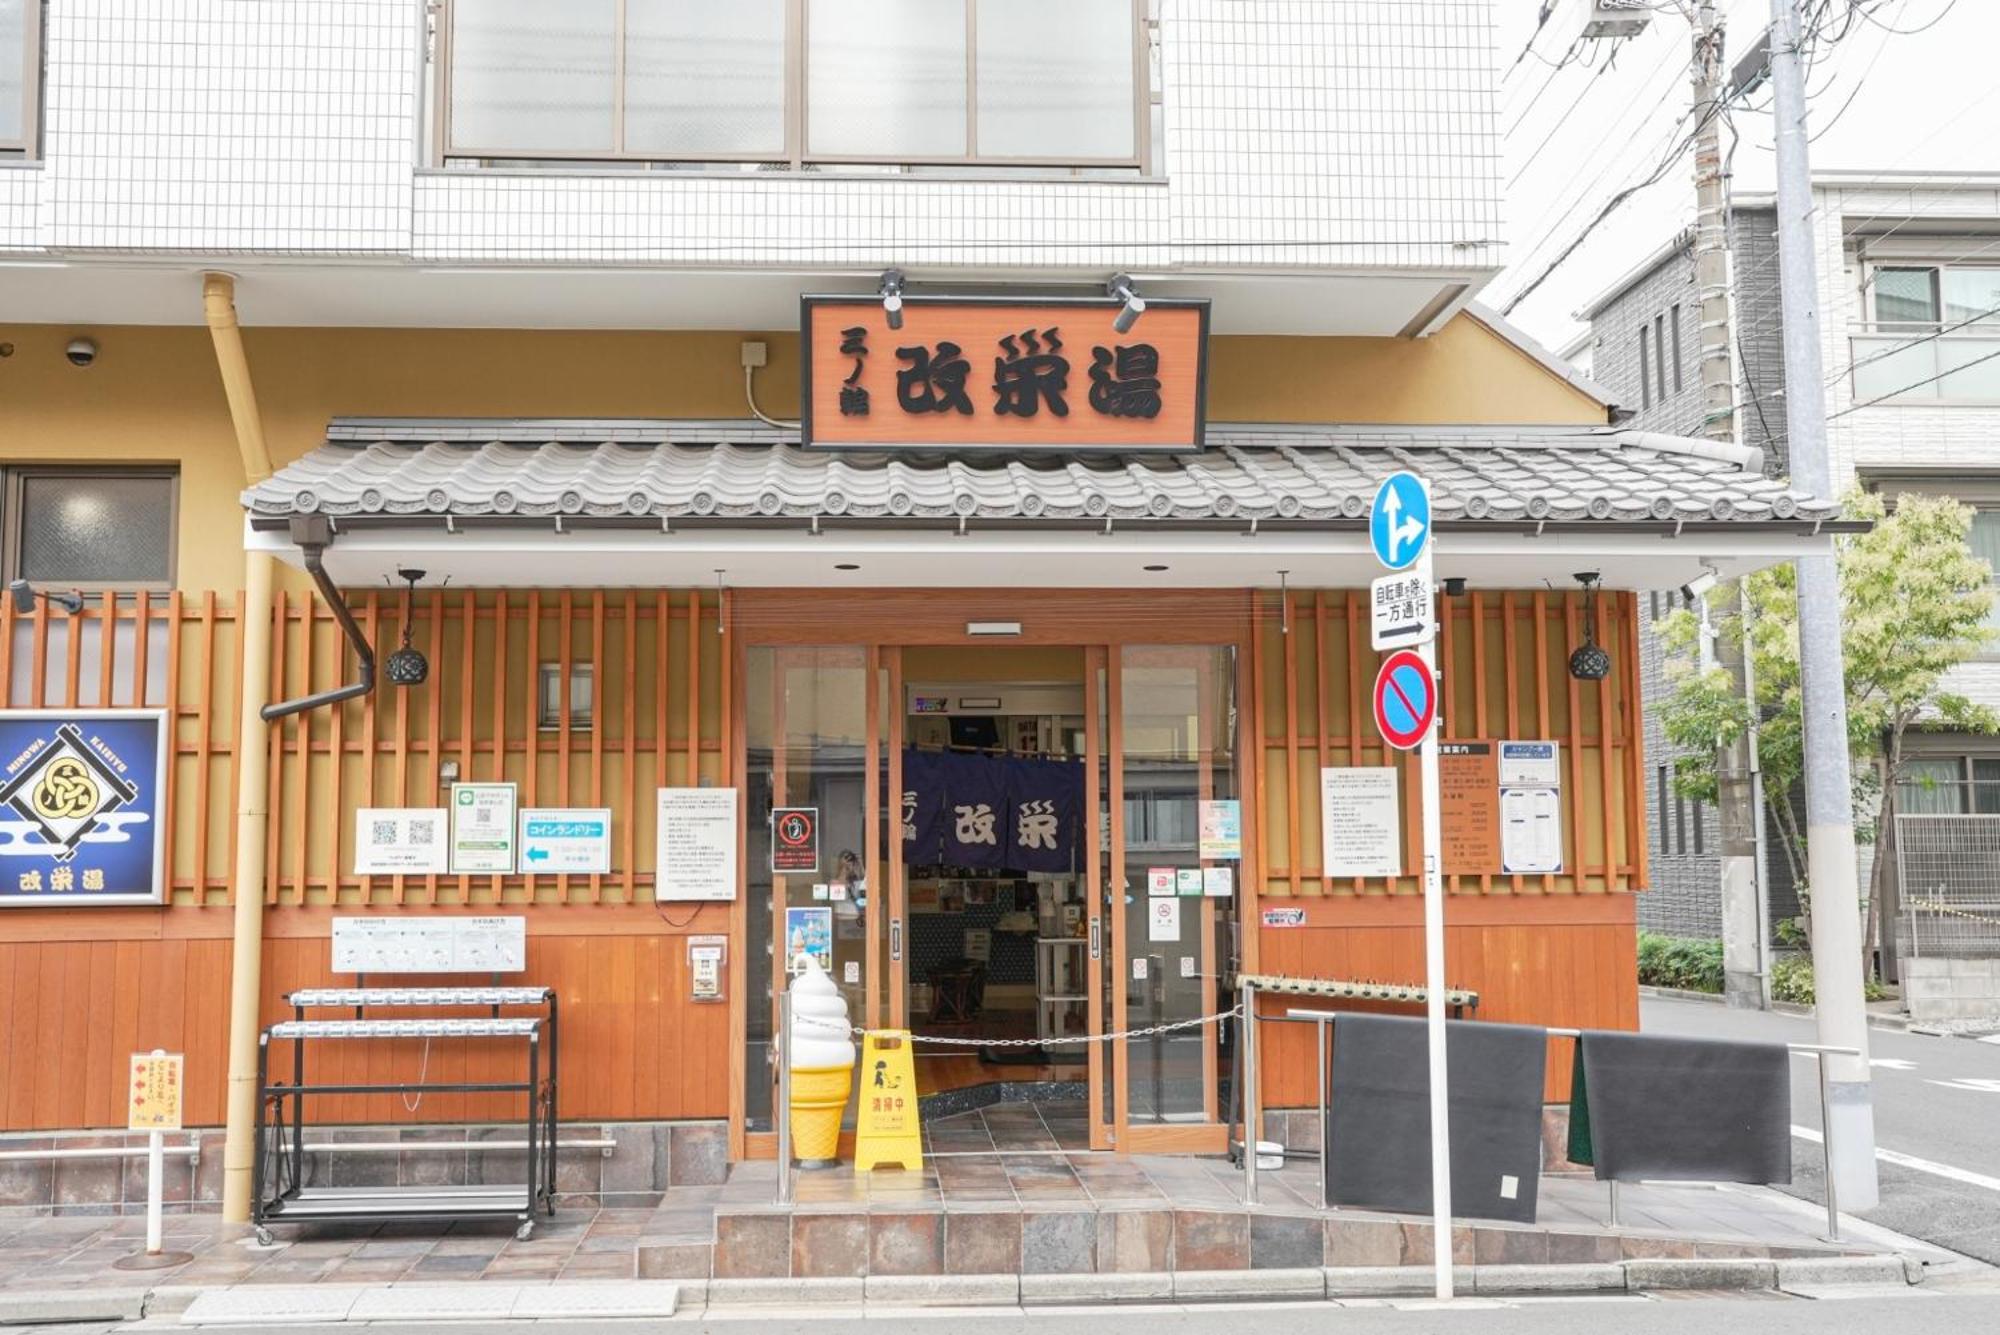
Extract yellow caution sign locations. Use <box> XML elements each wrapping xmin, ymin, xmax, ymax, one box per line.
<box><xmin>853</xmin><ymin>1030</ymin><xmax>922</xmax><ymax>1172</ymax></box>
<box><xmin>127</xmin><ymin>1051</ymin><xmax>184</xmax><ymax>1132</ymax></box>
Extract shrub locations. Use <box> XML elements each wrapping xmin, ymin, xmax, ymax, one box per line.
<box><xmin>1636</xmin><ymin>932</ymin><xmax>1725</xmax><ymax>993</ymax></box>
<box><xmin>1770</xmin><ymin>954</ymin><xmax>1888</xmax><ymax>1005</ymax></box>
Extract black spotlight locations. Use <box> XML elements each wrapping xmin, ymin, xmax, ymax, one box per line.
<box><xmin>1568</xmin><ymin>571</ymin><xmax>1612</xmax><ymax>681</ymax></box>
<box><xmin>384</xmin><ymin>568</ymin><xmax>429</xmax><ymax>687</ymax></box>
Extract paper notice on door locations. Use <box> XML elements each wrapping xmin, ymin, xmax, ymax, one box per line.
<box><xmin>1202</xmin><ymin>865</ymin><xmax>1234</xmax><ymax>898</ymax></box>
<box><xmin>1148</xmin><ymin>867</ymin><xmax>1176</xmax><ymax>896</ymax></box>
<box><xmin>1148</xmin><ymin>896</ymin><xmax>1181</xmax><ymax>942</ymax></box>
<box><xmin>1320</xmin><ymin>767</ymin><xmax>1403</xmax><ymax>878</ymax></box>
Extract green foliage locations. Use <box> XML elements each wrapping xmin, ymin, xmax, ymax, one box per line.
<box><xmin>1769</xmin><ymin>953</ymin><xmax>1888</xmax><ymax>1005</ymax></box>
<box><xmin>1772</xmin><ymin>916</ymin><xmax>1809</xmax><ymax>949</ymax></box>
<box><xmin>1657</xmin><ymin>490</ymin><xmax>1999</xmax><ymax>912</ymax></box>
<box><xmin>1636</xmin><ymin>932</ymin><xmax>1725</xmax><ymax>993</ymax></box>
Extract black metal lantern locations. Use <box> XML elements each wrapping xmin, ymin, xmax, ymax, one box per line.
<box><xmin>1568</xmin><ymin>571</ymin><xmax>1612</xmax><ymax>681</ymax></box>
<box><xmin>384</xmin><ymin>568</ymin><xmax>429</xmax><ymax>687</ymax></box>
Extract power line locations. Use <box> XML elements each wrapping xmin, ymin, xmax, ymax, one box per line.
<box><xmin>1827</xmin><ymin>340</ymin><xmax>2000</xmax><ymax>418</ymax></box>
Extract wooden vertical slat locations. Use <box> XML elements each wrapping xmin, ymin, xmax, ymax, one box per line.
<box><xmin>1083</xmin><ymin>645</ymin><xmax>1105</xmax><ymax>1143</ymax></box>
<box><xmin>1595</xmin><ymin>593</ymin><xmax>1621</xmax><ymax>892</ymax></box>
<box><xmin>886</xmin><ymin>646</ymin><xmax>904</xmax><ymax>1027</ymax></box>
<box><xmin>30</xmin><ymin>596</ymin><xmax>49</xmax><ymax>709</ymax></box>
<box><xmin>718</xmin><ymin>589</ymin><xmax>733</xmax><ymax>787</ymax></box>
<box><xmin>132</xmin><ymin>591</ymin><xmax>151</xmax><ymax>708</ymax></box>
<box><xmin>1107</xmin><ymin>644</ymin><xmax>1128</xmax><ymax>1143</ymax></box>
<box><xmin>289</xmin><ymin>593</ymin><xmax>313</xmax><ymax>905</ymax></box>
<box><xmin>1471</xmin><ymin>592</ymin><xmax>1492</xmax><ymax>895</ymax></box>
<box><xmin>160</xmin><ymin>595</ymin><xmax>183</xmax><ymax>896</ymax></box>
<box><xmin>1282</xmin><ymin>592</ymin><xmax>1300</xmax><ymax>898</ymax></box>
<box><xmin>524</xmin><ymin>591</ymin><xmax>541</xmax><ymax>903</ymax></box>
<box><xmin>1314</xmin><ymin>593</ymin><xmax>1330</xmax><ymax>896</ymax></box>
<box><xmin>0</xmin><ymin>582</ymin><xmax>14</xmax><ymax>709</ymax></box>
<box><xmin>359</xmin><ymin>592</ymin><xmax>381</xmax><ymax>905</ymax></box>
<box><xmin>457</xmin><ymin>588</ymin><xmax>476</xmax><ymax>904</ymax></box>
<box><xmin>589</xmin><ymin>592</ymin><xmax>606</xmax><ymax>900</ymax></box>
<box><xmin>1502</xmin><ymin>591</ymin><xmax>1524</xmax><ymax>894</ymax></box>
<box><xmin>265</xmin><ymin>593</ymin><xmax>288</xmax><ymax>906</ymax></box>
<box><xmin>487</xmin><ymin>592</ymin><xmax>509</xmax><ymax>904</ymax></box>
<box><xmin>1245</xmin><ymin>595</ymin><xmax>1266</xmax><ymax>950</ymax></box>
<box><xmin>863</xmin><ymin>644</ymin><xmax>881</xmax><ymax>1034</ymax></box>
<box><xmin>1623</xmin><ymin>592</ymin><xmax>1648</xmax><ymax>889</ymax></box>
<box><xmin>686</xmin><ymin>590</ymin><xmax>700</xmax><ymax>790</ymax></box>
<box><xmin>96</xmin><ymin>596</ymin><xmax>116</xmax><ymax>706</ymax></box>
<box><xmin>424</xmin><ymin>588</ymin><xmax>445</xmax><ymax>904</ymax></box>
<box><xmin>621</xmin><ymin>590</ymin><xmax>638</xmax><ymax>901</ymax></box>
<box><xmin>389</xmin><ymin>591</ymin><xmax>412</xmax><ymax>905</ymax></box>
<box><xmin>62</xmin><ymin>605</ymin><xmax>81</xmax><ymax>707</ymax></box>
<box><xmin>223</xmin><ymin>597</ymin><xmax>244</xmax><ymax>905</ymax></box>
<box><xmin>1563</xmin><ymin>592</ymin><xmax>1587</xmax><ymax>890</ymax></box>
<box><xmin>193</xmin><ymin>593</ymin><xmax>216</xmax><ymax>902</ymax></box>
<box><xmin>1532</xmin><ymin>590</ymin><xmax>1554</xmax><ymax>895</ymax></box>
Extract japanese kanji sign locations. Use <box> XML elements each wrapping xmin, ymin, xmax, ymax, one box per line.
<box><xmin>128</xmin><ymin>1051</ymin><xmax>184</xmax><ymax>1131</ymax></box>
<box><xmin>802</xmin><ymin>296</ymin><xmax>1209</xmax><ymax>451</ymax></box>
<box><xmin>0</xmin><ymin>710</ymin><xmax>168</xmax><ymax>907</ymax></box>
<box><xmin>1370</xmin><ymin>570</ymin><xmax>1434</xmax><ymax>652</ymax></box>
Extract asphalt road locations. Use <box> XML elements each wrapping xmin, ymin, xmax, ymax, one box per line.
<box><xmin>1640</xmin><ymin>996</ymin><xmax>2000</xmax><ymax>1264</ymax></box>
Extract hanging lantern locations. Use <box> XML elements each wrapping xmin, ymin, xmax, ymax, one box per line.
<box><xmin>384</xmin><ymin>568</ymin><xmax>429</xmax><ymax>687</ymax></box>
<box><xmin>1568</xmin><ymin>571</ymin><xmax>1612</xmax><ymax>681</ymax></box>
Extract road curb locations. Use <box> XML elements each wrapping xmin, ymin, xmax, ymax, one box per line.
<box><xmin>0</xmin><ymin>1288</ymin><xmax>150</xmax><ymax>1325</ymax></box>
<box><xmin>1623</xmin><ymin>1258</ymin><xmax>1778</xmax><ymax>1290</ymax></box>
<box><xmin>1173</xmin><ymin>1268</ymin><xmax>1326</xmax><ymax>1300</ymax></box>
<box><xmin>864</xmin><ymin>1275</ymin><xmax>1021</xmax><ymax>1306</ymax></box>
<box><xmin>1474</xmin><ymin>1263</ymin><xmax>1626</xmax><ymax>1294</ymax></box>
<box><xmin>1021</xmin><ymin>1272</ymin><xmax>1174</xmax><ymax>1305</ymax></box>
<box><xmin>1774</xmin><ymin>1256</ymin><xmax>1914</xmax><ymax>1291</ymax></box>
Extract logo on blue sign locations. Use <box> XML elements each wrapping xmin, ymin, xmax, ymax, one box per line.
<box><xmin>1370</xmin><ymin>472</ymin><xmax>1431</xmax><ymax>571</ymax></box>
<box><xmin>0</xmin><ymin>710</ymin><xmax>168</xmax><ymax>904</ymax></box>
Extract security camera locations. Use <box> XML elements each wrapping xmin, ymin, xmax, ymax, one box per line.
<box><xmin>64</xmin><ymin>337</ymin><xmax>97</xmax><ymax>368</ymax></box>
<box><xmin>1680</xmin><ymin>568</ymin><xmax>1719</xmax><ymax>603</ymax></box>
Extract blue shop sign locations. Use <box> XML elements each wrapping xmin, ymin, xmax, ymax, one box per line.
<box><xmin>0</xmin><ymin>709</ymin><xmax>169</xmax><ymax>906</ymax></box>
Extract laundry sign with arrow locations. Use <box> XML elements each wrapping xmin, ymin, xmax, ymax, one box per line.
<box><xmin>519</xmin><ymin>807</ymin><xmax>612</xmax><ymax>876</ymax></box>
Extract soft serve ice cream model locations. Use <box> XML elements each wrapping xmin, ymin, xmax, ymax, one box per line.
<box><xmin>786</xmin><ymin>958</ymin><xmax>857</xmax><ymax>1167</ymax></box>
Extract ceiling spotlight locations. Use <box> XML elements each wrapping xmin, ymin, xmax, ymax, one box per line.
<box><xmin>1108</xmin><ymin>272</ymin><xmax>1145</xmax><ymax>334</ymax></box>
<box><xmin>879</xmin><ymin>268</ymin><xmax>906</xmax><ymax>331</ymax></box>
<box><xmin>383</xmin><ymin>568</ymin><xmax>430</xmax><ymax>687</ymax></box>
<box><xmin>1144</xmin><ymin>564</ymin><xmax>1169</xmax><ymax>572</ymax></box>
<box><xmin>1568</xmin><ymin>571</ymin><xmax>1612</xmax><ymax>681</ymax></box>
<box><xmin>1680</xmin><ymin>565</ymin><xmax>1719</xmax><ymax>603</ymax></box>
<box><xmin>835</xmin><ymin>563</ymin><xmax>860</xmax><ymax>571</ymax></box>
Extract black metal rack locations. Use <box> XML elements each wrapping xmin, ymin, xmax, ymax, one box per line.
<box><xmin>253</xmin><ymin>986</ymin><xmax>558</xmax><ymax>1242</ymax></box>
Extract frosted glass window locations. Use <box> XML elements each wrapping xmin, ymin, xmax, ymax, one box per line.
<box><xmin>976</xmin><ymin>0</ymin><xmax>1135</xmax><ymax>160</ymax></box>
<box><xmin>626</xmin><ymin>0</ymin><xmax>787</xmax><ymax>156</ymax></box>
<box><xmin>0</xmin><ymin>0</ymin><xmax>25</xmax><ymax>143</ymax></box>
<box><xmin>15</xmin><ymin>474</ymin><xmax>175</xmax><ymax>586</ymax></box>
<box><xmin>807</xmin><ymin>0</ymin><xmax>967</xmax><ymax>159</ymax></box>
<box><xmin>1874</xmin><ymin>267</ymin><xmax>1938</xmax><ymax>325</ymax></box>
<box><xmin>451</xmin><ymin>0</ymin><xmax>616</xmax><ymax>153</ymax></box>
<box><xmin>1944</xmin><ymin>268</ymin><xmax>2000</xmax><ymax>327</ymax></box>
<box><xmin>1899</xmin><ymin>758</ymin><xmax>1964</xmax><ymax>815</ymax></box>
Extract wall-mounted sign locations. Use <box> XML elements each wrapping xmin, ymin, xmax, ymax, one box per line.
<box><xmin>1438</xmin><ymin>743</ymin><xmax>1501</xmax><ymax>875</ymax></box>
<box><xmin>355</xmin><ymin>808</ymin><xmax>448</xmax><ymax>875</ymax></box>
<box><xmin>657</xmin><ymin>788</ymin><xmax>738</xmax><ymax>902</ymax></box>
<box><xmin>802</xmin><ymin>296</ymin><xmax>1210</xmax><ymax>452</ymax></box>
<box><xmin>449</xmin><ymin>782</ymin><xmax>517</xmax><ymax>874</ymax></box>
<box><xmin>1262</xmin><ymin>907</ymin><xmax>1306</xmax><ymax>928</ymax></box>
<box><xmin>785</xmin><ymin>905</ymin><xmax>833</xmax><ymax>975</ymax></box>
<box><xmin>519</xmin><ymin>807</ymin><xmax>612</xmax><ymax>875</ymax></box>
<box><xmin>1499</xmin><ymin>740</ymin><xmax>1562</xmax><ymax>786</ymax></box>
<box><xmin>330</xmin><ymin>915</ymin><xmax>527</xmax><ymax>974</ymax></box>
<box><xmin>1198</xmin><ymin>799</ymin><xmax>1242</xmax><ymax>860</ymax></box>
<box><xmin>1320</xmin><ymin>767</ymin><xmax>1403</xmax><ymax>879</ymax></box>
<box><xmin>0</xmin><ymin>709</ymin><xmax>168</xmax><ymax>906</ymax></box>
<box><xmin>770</xmin><ymin>806</ymin><xmax>819</xmax><ymax>874</ymax></box>
<box><xmin>688</xmin><ymin>934</ymin><xmax>727</xmax><ymax>1002</ymax></box>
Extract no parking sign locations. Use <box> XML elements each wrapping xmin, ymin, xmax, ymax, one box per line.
<box><xmin>1372</xmin><ymin>649</ymin><xmax>1438</xmax><ymax>752</ymax></box>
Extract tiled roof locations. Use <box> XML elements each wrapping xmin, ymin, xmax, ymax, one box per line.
<box><xmin>242</xmin><ymin>420</ymin><xmax>1838</xmax><ymax>528</ymax></box>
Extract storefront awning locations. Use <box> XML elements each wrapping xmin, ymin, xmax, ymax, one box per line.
<box><xmin>241</xmin><ymin>420</ymin><xmax>1850</xmax><ymax>590</ymax></box>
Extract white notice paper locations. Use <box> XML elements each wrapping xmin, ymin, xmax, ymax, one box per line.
<box><xmin>1500</xmin><ymin>786</ymin><xmax>1564</xmax><ymax>874</ymax></box>
<box><xmin>354</xmin><ymin>808</ymin><xmax>449</xmax><ymax>875</ymax></box>
<box><xmin>1498</xmin><ymin>741</ymin><xmax>1562</xmax><ymax>787</ymax></box>
<box><xmin>1319</xmin><ymin>767</ymin><xmax>1403</xmax><ymax>878</ymax></box>
<box><xmin>656</xmin><ymin>788</ymin><xmax>739</xmax><ymax>901</ymax></box>
<box><xmin>1202</xmin><ymin>865</ymin><xmax>1234</xmax><ymax>898</ymax></box>
<box><xmin>1148</xmin><ymin>896</ymin><xmax>1181</xmax><ymax>942</ymax></box>
<box><xmin>449</xmin><ymin>783</ymin><xmax>518</xmax><ymax>874</ymax></box>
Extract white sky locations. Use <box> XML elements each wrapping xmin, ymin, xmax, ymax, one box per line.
<box><xmin>1487</xmin><ymin>0</ymin><xmax>2000</xmax><ymax>350</ymax></box>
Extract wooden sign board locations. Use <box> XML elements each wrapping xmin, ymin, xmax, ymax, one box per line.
<box><xmin>1438</xmin><ymin>742</ymin><xmax>1501</xmax><ymax>875</ymax></box>
<box><xmin>802</xmin><ymin>296</ymin><xmax>1209</xmax><ymax>451</ymax></box>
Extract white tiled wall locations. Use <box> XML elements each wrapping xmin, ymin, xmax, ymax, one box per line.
<box><xmin>4</xmin><ymin>0</ymin><xmax>1501</xmax><ymax>272</ymax></box>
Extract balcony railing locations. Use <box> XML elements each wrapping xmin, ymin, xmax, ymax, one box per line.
<box><xmin>1850</xmin><ymin>323</ymin><xmax>2000</xmax><ymax>406</ymax></box>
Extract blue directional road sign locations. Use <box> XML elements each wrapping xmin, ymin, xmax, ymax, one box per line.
<box><xmin>1370</xmin><ymin>472</ymin><xmax>1431</xmax><ymax>571</ymax></box>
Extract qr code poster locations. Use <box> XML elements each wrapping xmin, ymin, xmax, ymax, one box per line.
<box><xmin>354</xmin><ymin>807</ymin><xmax>449</xmax><ymax>875</ymax></box>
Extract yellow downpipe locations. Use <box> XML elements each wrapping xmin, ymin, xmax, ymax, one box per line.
<box><xmin>203</xmin><ymin>272</ymin><xmax>277</xmax><ymax>1223</ymax></box>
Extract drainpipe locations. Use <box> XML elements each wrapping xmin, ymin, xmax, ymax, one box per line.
<box><xmin>203</xmin><ymin>272</ymin><xmax>277</xmax><ymax>1224</ymax></box>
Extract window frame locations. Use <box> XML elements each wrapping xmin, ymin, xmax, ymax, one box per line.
<box><xmin>0</xmin><ymin>465</ymin><xmax>180</xmax><ymax>593</ymax></box>
<box><xmin>536</xmin><ymin>660</ymin><xmax>596</xmax><ymax>732</ymax></box>
<box><xmin>1638</xmin><ymin>324</ymin><xmax>1651</xmax><ymax>408</ymax></box>
<box><xmin>0</xmin><ymin>0</ymin><xmax>41</xmax><ymax>159</ymax></box>
<box><xmin>1670</xmin><ymin>302</ymin><xmax>1683</xmax><ymax>392</ymax></box>
<box><xmin>434</xmin><ymin>0</ymin><xmax>1153</xmax><ymax>174</ymax></box>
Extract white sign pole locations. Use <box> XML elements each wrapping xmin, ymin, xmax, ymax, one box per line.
<box><xmin>1415</xmin><ymin>536</ymin><xmax>1453</xmax><ymax>1303</ymax></box>
<box><xmin>145</xmin><ymin>1127</ymin><xmax>165</xmax><ymax>1255</ymax></box>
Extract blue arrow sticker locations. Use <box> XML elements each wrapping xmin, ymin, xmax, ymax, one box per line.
<box><xmin>1370</xmin><ymin>472</ymin><xmax>1431</xmax><ymax>571</ymax></box>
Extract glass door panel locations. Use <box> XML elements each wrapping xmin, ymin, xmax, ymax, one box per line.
<box><xmin>1118</xmin><ymin>646</ymin><xmax>1237</xmax><ymax>1128</ymax></box>
<box><xmin>743</xmin><ymin>645</ymin><xmax>871</xmax><ymax>1135</ymax></box>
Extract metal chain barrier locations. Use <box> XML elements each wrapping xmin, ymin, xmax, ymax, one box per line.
<box><xmin>791</xmin><ymin>1004</ymin><xmax>1240</xmax><ymax>1048</ymax></box>
<box><xmin>1908</xmin><ymin>895</ymin><xmax>2000</xmax><ymax>929</ymax></box>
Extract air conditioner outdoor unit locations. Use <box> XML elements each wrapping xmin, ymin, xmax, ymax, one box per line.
<box><xmin>1583</xmin><ymin>0</ymin><xmax>1653</xmax><ymax>40</ymax></box>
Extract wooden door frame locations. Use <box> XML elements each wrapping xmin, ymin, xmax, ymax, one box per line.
<box><xmin>728</xmin><ymin>589</ymin><xmax>1259</xmax><ymax>1161</ymax></box>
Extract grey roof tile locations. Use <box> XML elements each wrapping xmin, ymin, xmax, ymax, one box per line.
<box><xmin>244</xmin><ymin>420</ymin><xmax>1839</xmax><ymax>527</ymax></box>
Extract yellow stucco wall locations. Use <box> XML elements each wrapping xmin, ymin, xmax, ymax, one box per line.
<box><xmin>0</xmin><ymin>314</ymin><xmax>1604</xmax><ymax>593</ymax></box>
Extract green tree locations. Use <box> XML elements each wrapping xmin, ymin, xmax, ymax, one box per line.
<box><xmin>1657</xmin><ymin>491</ymin><xmax>1998</xmax><ymax>954</ymax></box>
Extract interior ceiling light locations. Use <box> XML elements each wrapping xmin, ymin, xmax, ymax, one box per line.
<box><xmin>1108</xmin><ymin>272</ymin><xmax>1145</xmax><ymax>334</ymax></box>
<box><xmin>835</xmin><ymin>563</ymin><xmax>861</xmax><ymax>571</ymax></box>
<box><xmin>1144</xmin><ymin>564</ymin><xmax>1169</xmax><ymax>572</ymax></box>
<box><xmin>1568</xmin><ymin>571</ymin><xmax>1612</xmax><ymax>682</ymax></box>
<box><xmin>879</xmin><ymin>268</ymin><xmax>906</xmax><ymax>331</ymax></box>
<box><xmin>383</xmin><ymin>568</ymin><xmax>431</xmax><ymax>687</ymax></box>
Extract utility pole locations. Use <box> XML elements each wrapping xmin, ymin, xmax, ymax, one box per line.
<box><xmin>1688</xmin><ymin>3</ymin><xmax>1765</xmax><ymax>1009</ymax></box>
<box><xmin>1767</xmin><ymin>0</ymin><xmax>1878</xmax><ymax>1209</ymax></box>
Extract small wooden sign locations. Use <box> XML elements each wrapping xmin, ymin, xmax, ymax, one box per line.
<box><xmin>1439</xmin><ymin>742</ymin><xmax>1501</xmax><ymax>875</ymax></box>
<box><xmin>802</xmin><ymin>296</ymin><xmax>1209</xmax><ymax>451</ymax></box>
<box><xmin>127</xmin><ymin>1051</ymin><xmax>184</xmax><ymax>1132</ymax></box>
